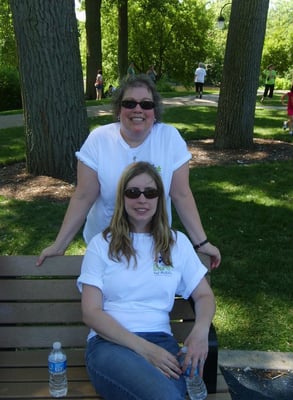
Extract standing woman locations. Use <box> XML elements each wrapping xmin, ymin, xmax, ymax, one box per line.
<box><xmin>37</xmin><ymin>74</ymin><xmax>221</xmax><ymax>269</ymax></box>
<box><xmin>95</xmin><ymin>69</ymin><xmax>103</xmax><ymax>100</ymax></box>
<box><xmin>77</xmin><ymin>161</ymin><xmax>216</xmax><ymax>400</ymax></box>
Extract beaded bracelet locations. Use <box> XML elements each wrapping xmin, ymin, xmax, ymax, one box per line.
<box><xmin>193</xmin><ymin>239</ymin><xmax>209</xmax><ymax>251</ymax></box>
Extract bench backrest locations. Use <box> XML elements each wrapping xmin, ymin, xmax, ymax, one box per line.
<box><xmin>0</xmin><ymin>255</ymin><xmax>210</xmax><ymax>350</ymax></box>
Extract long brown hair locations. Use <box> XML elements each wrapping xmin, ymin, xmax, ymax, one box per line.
<box><xmin>103</xmin><ymin>162</ymin><xmax>175</xmax><ymax>267</ymax></box>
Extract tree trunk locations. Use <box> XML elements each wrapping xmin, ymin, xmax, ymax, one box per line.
<box><xmin>214</xmin><ymin>0</ymin><xmax>269</xmax><ymax>149</ymax></box>
<box><xmin>85</xmin><ymin>0</ymin><xmax>102</xmax><ymax>100</ymax></box>
<box><xmin>118</xmin><ymin>0</ymin><xmax>128</xmax><ymax>80</ymax></box>
<box><xmin>9</xmin><ymin>0</ymin><xmax>88</xmax><ymax>182</ymax></box>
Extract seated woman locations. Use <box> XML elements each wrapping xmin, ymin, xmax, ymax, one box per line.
<box><xmin>77</xmin><ymin>161</ymin><xmax>216</xmax><ymax>400</ymax></box>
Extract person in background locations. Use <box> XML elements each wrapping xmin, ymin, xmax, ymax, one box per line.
<box><xmin>194</xmin><ymin>63</ymin><xmax>206</xmax><ymax>99</ymax></box>
<box><xmin>260</xmin><ymin>64</ymin><xmax>277</xmax><ymax>102</ymax></box>
<box><xmin>127</xmin><ymin>61</ymin><xmax>135</xmax><ymax>78</ymax></box>
<box><xmin>146</xmin><ymin>64</ymin><xmax>157</xmax><ymax>83</ymax></box>
<box><xmin>77</xmin><ymin>161</ymin><xmax>215</xmax><ymax>400</ymax></box>
<box><xmin>94</xmin><ymin>69</ymin><xmax>103</xmax><ymax>100</ymax></box>
<box><xmin>281</xmin><ymin>85</ymin><xmax>293</xmax><ymax>135</ymax></box>
<box><xmin>105</xmin><ymin>84</ymin><xmax>116</xmax><ymax>98</ymax></box>
<box><xmin>37</xmin><ymin>74</ymin><xmax>221</xmax><ymax>269</ymax></box>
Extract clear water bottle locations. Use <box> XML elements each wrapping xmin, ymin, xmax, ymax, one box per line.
<box><xmin>48</xmin><ymin>341</ymin><xmax>68</xmax><ymax>398</ymax></box>
<box><xmin>179</xmin><ymin>346</ymin><xmax>207</xmax><ymax>400</ymax></box>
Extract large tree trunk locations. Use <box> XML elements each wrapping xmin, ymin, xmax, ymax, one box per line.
<box><xmin>85</xmin><ymin>0</ymin><xmax>102</xmax><ymax>100</ymax></box>
<box><xmin>118</xmin><ymin>0</ymin><xmax>128</xmax><ymax>80</ymax></box>
<box><xmin>9</xmin><ymin>0</ymin><xmax>88</xmax><ymax>182</ymax></box>
<box><xmin>214</xmin><ymin>0</ymin><xmax>269</xmax><ymax>149</ymax></box>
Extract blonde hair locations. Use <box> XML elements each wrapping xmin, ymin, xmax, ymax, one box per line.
<box><xmin>103</xmin><ymin>162</ymin><xmax>175</xmax><ymax>267</ymax></box>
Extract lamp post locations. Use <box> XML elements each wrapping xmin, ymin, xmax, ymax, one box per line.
<box><xmin>217</xmin><ymin>2</ymin><xmax>232</xmax><ymax>29</ymax></box>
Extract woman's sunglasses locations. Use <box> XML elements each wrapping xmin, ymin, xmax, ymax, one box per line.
<box><xmin>124</xmin><ymin>188</ymin><xmax>160</xmax><ymax>199</ymax></box>
<box><xmin>121</xmin><ymin>100</ymin><xmax>155</xmax><ymax>110</ymax></box>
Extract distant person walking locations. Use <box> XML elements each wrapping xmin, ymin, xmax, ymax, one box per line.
<box><xmin>194</xmin><ymin>63</ymin><xmax>206</xmax><ymax>99</ymax></box>
<box><xmin>260</xmin><ymin>64</ymin><xmax>276</xmax><ymax>102</ymax></box>
<box><xmin>281</xmin><ymin>85</ymin><xmax>293</xmax><ymax>135</ymax></box>
<box><xmin>95</xmin><ymin>69</ymin><xmax>103</xmax><ymax>100</ymax></box>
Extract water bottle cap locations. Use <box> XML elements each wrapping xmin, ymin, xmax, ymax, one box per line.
<box><xmin>53</xmin><ymin>341</ymin><xmax>61</xmax><ymax>350</ymax></box>
<box><xmin>181</xmin><ymin>346</ymin><xmax>188</xmax><ymax>353</ymax></box>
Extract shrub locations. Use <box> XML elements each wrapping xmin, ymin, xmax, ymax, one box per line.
<box><xmin>0</xmin><ymin>66</ymin><xmax>22</xmax><ymax>111</ymax></box>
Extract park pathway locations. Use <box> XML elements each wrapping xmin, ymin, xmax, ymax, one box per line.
<box><xmin>0</xmin><ymin>91</ymin><xmax>285</xmax><ymax>130</ymax></box>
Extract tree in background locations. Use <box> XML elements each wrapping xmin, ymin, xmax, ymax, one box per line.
<box><xmin>127</xmin><ymin>0</ymin><xmax>211</xmax><ymax>85</ymax></box>
<box><xmin>9</xmin><ymin>0</ymin><xmax>88</xmax><ymax>182</ymax></box>
<box><xmin>85</xmin><ymin>0</ymin><xmax>102</xmax><ymax>99</ymax></box>
<box><xmin>118</xmin><ymin>0</ymin><xmax>128</xmax><ymax>80</ymax></box>
<box><xmin>214</xmin><ymin>0</ymin><xmax>270</xmax><ymax>149</ymax></box>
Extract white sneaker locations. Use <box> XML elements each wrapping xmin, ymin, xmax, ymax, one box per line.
<box><xmin>283</xmin><ymin>121</ymin><xmax>288</xmax><ymax>130</ymax></box>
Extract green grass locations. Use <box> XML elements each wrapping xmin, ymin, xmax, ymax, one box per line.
<box><xmin>172</xmin><ymin>161</ymin><xmax>293</xmax><ymax>351</ymax></box>
<box><xmin>0</xmin><ymin>100</ymin><xmax>292</xmax><ymax>352</ymax></box>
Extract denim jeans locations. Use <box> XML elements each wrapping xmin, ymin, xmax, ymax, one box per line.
<box><xmin>86</xmin><ymin>332</ymin><xmax>187</xmax><ymax>400</ymax></box>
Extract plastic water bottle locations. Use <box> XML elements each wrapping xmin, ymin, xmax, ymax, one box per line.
<box><xmin>48</xmin><ymin>341</ymin><xmax>68</xmax><ymax>397</ymax></box>
<box><xmin>179</xmin><ymin>346</ymin><xmax>207</xmax><ymax>400</ymax></box>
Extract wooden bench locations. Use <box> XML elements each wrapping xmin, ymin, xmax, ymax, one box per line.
<box><xmin>0</xmin><ymin>255</ymin><xmax>218</xmax><ymax>399</ymax></box>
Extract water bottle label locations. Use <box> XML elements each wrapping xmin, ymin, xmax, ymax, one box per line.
<box><xmin>184</xmin><ymin>364</ymin><xmax>199</xmax><ymax>376</ymax></box>
<box><xmin>48</xmin><ymin>360</ymin><xmax>67</xmax><ymax>373</ymax></box>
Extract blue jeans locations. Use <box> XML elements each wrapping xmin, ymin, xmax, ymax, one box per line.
<box><xmin>86</xmin><ymin>332</ymin><xmax>187</xmax><ymax>400</ymax></box>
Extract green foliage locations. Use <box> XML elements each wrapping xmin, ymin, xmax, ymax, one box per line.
<box><xmin>0</xmin><ymin>66</ymin><xmax>22</xmax><ymax>111</ymax></box>
<box><xmin>0</xmin><ymin>0</ymin><xmax>17</xmax><ymax>68</ymax></box>
<box><xmin>261</xmin><ymin>0</ymin><xmax>293</xmax><ymax>78</ymax></box>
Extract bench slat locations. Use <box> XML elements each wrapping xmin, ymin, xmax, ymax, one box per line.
<box><xmin>0</xmin><ymin>381</ymin><xmax>100</xmax><ymax>399</ymax></box>
<box><xmin>0</xmin><ymin>279</ymin><xmax>80</xmax><ymax>301</ymax></box>
<box><xmin>0</xmin><ymin>349</ymin><xmax>86</xmax><ymax>367</ymax></box>
<box><xmin>0</xmin><ymin>302</ymin><xmax>82</xmax><ymax>323</ymax></box>
<box><xmin>0</xmin><ymin>255</ymin><xmax>83</xmax><ymax>276</ymax></box>
<box><xmin>0</xmin><ymin>366</ymin><xmax>89</xmax><ymax>381</ymax></box>
<box><xmin>0</xmin><ymin>326</ymin><xmax>88</xmax><ymax>348</ymax></box>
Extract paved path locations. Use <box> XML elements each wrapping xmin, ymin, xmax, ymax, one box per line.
<box><xmin>0</xmin><ymin>93</ymin><xmax>285</xmax><ymax>130</ymax></box>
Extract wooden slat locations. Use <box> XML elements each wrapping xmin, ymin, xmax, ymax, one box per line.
<box><xmin>0</xmin><ymin>255</ymin><xmax>83</xmax><ymax>276</ymax></box>
<box><xmin>0</xmin><ymin>381</ymin><xmax>100</xmax><ymax>399</ymax></box>
<box><xmin>0</xmin><ymin>366</ymin><xmax>89</xmax><ymax>382</ymax></box>
<box><xmin>170</xmin><ymin>297</ymin><xmax>194</xmax><ymax>320</ymax></box>
<box><xmin>0</xmin><ymin>302</ymin><xmax>82</xmax><ymax>323</ymax></box>
<box><xmin>0</xmin><ymin>349</ymin><xmax>86</xmax><ymax>367</ymax></box>
<box><xmin>0</xmin><ymin>326</ymin><xmax>88</xmax><ymax>348</ymax></box>
<box><xmin>0</xmin><ymin>279</ymin><xmax>80</xmax><ymax>301</ymax></box>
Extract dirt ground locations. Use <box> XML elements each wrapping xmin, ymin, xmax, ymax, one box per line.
<box><xmin>1</xmin><ymin>138</ymin><xmax>292</xmax><ymax>202</ymax></box>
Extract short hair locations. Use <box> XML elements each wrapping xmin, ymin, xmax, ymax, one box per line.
<box><xmin>111</xmin><ymin>74</ymin><xmax>163</xmax><ymax>122</ymax></box>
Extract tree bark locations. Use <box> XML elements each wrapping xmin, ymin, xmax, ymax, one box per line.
<box><xmin>85</xmin><ymin>0</ymin><xmax>102</xmax><ymax>100</ymax></box>
<box><xmin>118</xmin><ymin>0</ymin><xmax>128</xmax><ymax>80</ymax></box>
<box><xmin>9</xmin><ymin>0</ymin><xmax>88</xmax><ymax>182</ymax></box>
<box><xmin>214</xmin><ymin>0</ymin><xmax>269</xmax><ymax>149</ymax></box>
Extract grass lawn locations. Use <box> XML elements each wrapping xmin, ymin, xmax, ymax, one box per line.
<box><xmin>0</xmin><ymin>99</ymin><xmax>292</xmax><ymax>352</ymax></box>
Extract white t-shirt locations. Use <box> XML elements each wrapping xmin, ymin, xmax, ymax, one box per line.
<box><xmin>77</xmin><ymin>231</ymin><xmax>207</xmax><ymax>340</ymax></box>
<box><xmin>194</xmin><ymin>67</ymin><xmax>206</xmax><ymax>83</ymax></box>
<box><xmin>76</xmin><ymin>122</ymin><xmax>191</xmax><ymax>243</ymax></box>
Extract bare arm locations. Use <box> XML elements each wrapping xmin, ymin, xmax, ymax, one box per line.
<box><xmin>81</xmin><ymin>284</ymin><xmax>182</xmax><ymax>379</ymax></box>
<box><xmin>180</xmin><ymin>277</ymin><xmax>216</xmax><ymax>377</ymax></box>
<box><xmin>36</xmin><ymin>161</ymin><xmax>99</xmax><ymax>265</ymax></box>
<box><xmin>170</xmin><ymin>162</ymin><xmax>221</xmax><ymax>268</ymax></box>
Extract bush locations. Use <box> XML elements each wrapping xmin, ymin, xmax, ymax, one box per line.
<box><xmin>0</xmin><ymin>66</ymin><xmax>22</xmax><ymax>111</ymax></box>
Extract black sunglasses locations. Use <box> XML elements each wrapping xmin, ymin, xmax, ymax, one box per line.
<box><xmin>121</xmin><ymin>100</ymin><xmax>155</xmax><ymax>110</ymax></box>
<box><xmin>124</xmin><ymin>188</ymin><xmax>160</xmax><ymax>199</ymax></box>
